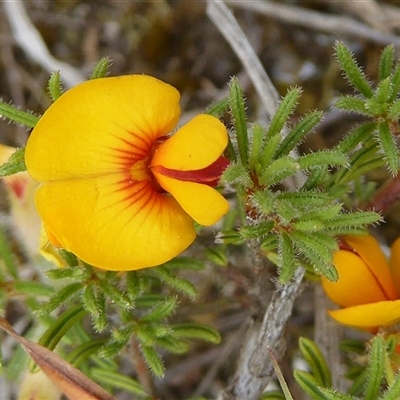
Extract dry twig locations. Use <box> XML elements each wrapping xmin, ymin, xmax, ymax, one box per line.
<box><xmin>224</xmin><ymin>0</ymin><xmax>400</xmax><ymax>47</ymax></box>
<box><xmin>219</xmin><ymin>267</ymin><xmax>305</xmax><ymax>400</ymax></box>
<box><xmin>2</xmin><ymin>1</ymin><xmax>84</xmax><ymax>88</ymax></box>
<box><xmin>206</xmin><ymin>0</ymin><xmax>279</xmax><ymax>118</ymax></box>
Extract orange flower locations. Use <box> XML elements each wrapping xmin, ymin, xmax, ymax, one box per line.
<box><xmin>322</xmin><ymin>235</ymin><xmax>400</xmax><ymax>331</ymax></box>
<box><xmin>25</xmin><ymin>75</ymin><xmax>229</xmax><ymax>271</ymax></box>
<box><xmin>0</xmin><ymin>144</ymin><xmax>41</xmax><ymax>258</ymax></box>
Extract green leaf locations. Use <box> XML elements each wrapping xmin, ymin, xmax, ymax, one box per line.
<box><xmin>387</xmin><ymin>99</ymin><xmax>400</xmax><ymax>120</ymax></box>
<box><xmin>94</xmin><ymin>291</ymin><xmax>107</xmax><ymax>333</ymax></box>
<box><xmin>279</xmin><ymin>232</ymin><xmax>296</xmax><ymax>282</ymax></box>
<box><xmin>154</xmin><ymin>335</ymin><xmax>189</xmax><ymax>354</ymax></box>
<box><xmin>381</xmin><ymin>372</ymin><xmax>400</xmax><ymax>400</ymax></box>
<box><xmin>141</xmin><ymin>297</ymin><xmax>177</xmax><ymax>322</ymax></box>
<box><xmin>36</xmin><ymin>282</ymin><xmax>82</xmax><ymax>315</ymax></box>
<box><xmin>0</xmin><ymin>101</ymin><xmax>39</xmax><ymax>128</ymax></box>
<box><xmin>136</xmin><ymin>324</ymin><xmax>168</xmax><ymax>346</ymax></box>
<box><xmin>125</xmin><ymin>271</ymin><xmax>142</xmax><ymax>299</ymax></box>
<box><xmin>149</xmin><ymin>266</ymin><xmax>197</xmax><ymax>299</ymax></box>
<box><xmin>259</xmin><ymin>156</ymin><xmax>298</xmax><ymax>186</ymax></box>
<box><xmin>67</xmin><ymin>339</ymin><xmax>107</xmax><ymax>368</ymax></box>
<box><xmin>90</xmin><ymin>57</ymin><xmax>112</xmax><ymax>80</ymax></box>
<box><xmin>297</xmin><ymin>150</ymin><xmax>347</xmax><ymax>170</ymax></box>
<box><xmin>229</xmin><ymin>77</ymin><xmax>248</xmax><ymax>165</ymax></box>
<box><xmin>259</xmin><ymin>134</ymin><xmax>281</xmax><ymax>172</ymax></box>
<box><xmin>45</xmin><ymin>265</ymin><xmax>88</xmax><ymax>280</ymax></box>
<box><xmin>225</xmin><ymin>135</ymin><xmax>237</xmax><ymax>163</ymax></box>
<box><xmin>389</xmin><ymin>62</ymin><xmax>400</xmax><ymax>102</ymax></box>
<box><xmin>298</xmin><ymin>204</ymin><xmax>342</xmax><ymax>222</ymax></box>
<box><xmin>215</xmin><ymin>230</ymin><xmax>244</xmax><ymax>245</ymax></box>
<box><xmin>324</xmin><ymin>211</ymin><xmax>381</xmax><ymax>230</ymax></box>
<box><xmin>0</xmin><ymin>147</ymin><xmax>26</xmax><ymax>177</ymax></box>
<box><xmin>82</xmin><ymin>283</ymin><xmax>101</xmax><ymax>318</ymax></box>
<box><xmin>335</xmin><ymin>42</ymin><xmax>373</xmax><ymax>98</ymax></box>
<box><xmin>57</xmin><ymin>249</ymin><xmax>79</xmax><ymax>267</ymax></box>
<box><xmin>339</xmin><ymin>339</ymin><xmax>366</xmax><ymax>354</ymax></box>
<box><xmin>299</xmin><ymin>337</ymin><xmax>332</xmax><ymax>387</ymax></box>
<box><xmin>374</xmin><ymin>77</ymin><xmax>392</xmax><ymax>104</ymax></box>
<box><xmin>364</xmin><ymin>98</ymin><xmax>388</xmax><ymax>116</ymax></box>
<box><xmin>294</xmin><ymin>370</ymin><xmax>330</xmax><ymax>400</ymax></box>
<box><xmin>275</xmin><ymin>111</ymin><xmax>323</xmax><ymax>158</ymax></box>
<box><xmin>141</xmin><ymin>345</ymin><xmax>165</xmax><ymax>377</ymax></box>
<box><xmin>293</xmin><ymin>219</ymin><xmax>324</xmax><ymax>233</ymax></box>
<box><xmin>249</xmin><ymin>123</ymin><xmax>264</xmax><ymax>170</ymax></box>
<box><xmin>98</xmin><ymin>340</ymin><xmax>126</xmax><ymax>360</ymax></box>
<box><xmin>318</xmin><ymin>388</ymin><xmax>356</xmax><ymax>400</ymax></box>
<box><xmin>205</xmin><ymin>246</ymin><xmax>228</xmax><ymax>266</ymax></box>
<box><xmin>98</xmin><ymin>280</ymin><xmax>132</xmax><ymax>309</ymax></box>
<box><xmin>163</xmin><ymin>257</ymin><xmax>205</xmax><ymax>271</ymax></box>
<box><xmin>301</xmin><ymin>165</ymin><xmax>328</xmax><ymax>190</ymax></box>
<box><xmin>135</xmin><ymin>294</ymin><xmax>166</xmax><ymax>308</ymax></box>
<box><xmin>13</xmin><ymin>281</ymin><xmax>55</xmax><ymax>298</ymax></box>
<box><xmin>266</xmin><ymin>87</ymin><xmax>301</xmax><ymax>141</ymax></box>
<box><xmin>333</xmin><ymin>138</ymin><xmax>384</xmax><ymax>185</ymax></box>
<box><xmin>240</xmin><ymin>221</ymin><xmax>274</xmax><ymax>240</ymax></box>
<box><xmin>47</xmin><ymin>71</ymin><xmax>63</xmax><ymax>101</ymax></box>
<box><xmin>221</xmin><ymin>162</ymin><xmax>251</xmax><ymax>186</ymax></box>
<box><xmin>336</xmin><ymin>123</ymin><xmax>377</xmax><ymax>153</ymax></box>
<box><xmin>206</xmin><ymin>96</ymin><xmax>230</xmax><ymax>118</ymax></box>
<box><xmin>277</xmin><ymin>190</ymin><xmax>331</xmax><ymax>208</ymax></box>
<box><xmin>171</xmin><ymin>323</ymin><xmax>221</xmax><ymax>344</ymax></box>
<box><xmin>379</xmin><ymin>45</ymin><xmax>395</xmax><ymax>81</ymax></box>
<box><xmin>112</xmin><ymin>325</ymin><xmax>135</xmax><ymax>344</ymax></box>
<box><xmin>335</xmin><ymin>96</ymin><xmax>368</xmax><ymax>115</ymax></box>
<box><xmin>91</xmin><ymin>368</ymin><xmax>148</xmax><ymax>397</ymax></box>
<box><xmin>290</xmin><ymin>231</ymin><xmax>338</xmax><ymax>281</ymax></box>
<box><xmin>365</xmin><ymin>335</ymin><xmax>386</xmax><ymax>400</ymax></box>
<box><xmin>251</xmin><ymin>189</ymin><xmax>275</xmax><ymax>215</ymax></box>
<box><xmin>377</xmin><ymin>121</ymin><xmax>399</xmax><ymax>174</ymax></box>
<box><xmin>37</xmin><ymin>305</ymin><xmax>87</xmax><ymax>351</ymax></box>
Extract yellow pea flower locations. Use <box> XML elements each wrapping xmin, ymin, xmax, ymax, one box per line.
<box><xmin>25</xmin><ymin>75</ymin><xmax>230</xmax><ymax>271</ymax></box>
<box><xmin>18</xmin><ymin>370</ymin><xmax>62</xmax><ymax>400</ymax></box>
<box><xmin>0</xmin><ymin>144</ymin><xmax>66</xmax><ymax>266</ymax></box>
<box><xmin>321</xmin><ymin>235</ymin><xmax>400</xmax><ymax>331</ymax></box>
<box><xmin>0</xmin><ymin>144</ymin><xmax>41</xmax><ymax>258</ymax></box>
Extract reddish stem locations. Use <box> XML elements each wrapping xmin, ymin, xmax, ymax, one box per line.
<box><xmin>365</xmin><ymin>174</ymin><xmax>400</xmax><ymax>214</ymax></box>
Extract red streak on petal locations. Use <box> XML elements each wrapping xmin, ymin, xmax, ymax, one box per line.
<box><xmin>151</xmin><ymin>156</ymin><xmax>229</xmax><ymax>187</ymax></box>
<box><xmin>110</xmin><ymin>135</ymin><xmax>148</xmax><ymax>159</ymax></box>
<box><xmin>107</xmin><ymin>176</ymin><xmax>162</xmax><ymax>221</ymax></box>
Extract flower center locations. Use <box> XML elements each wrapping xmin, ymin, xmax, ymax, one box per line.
<box><xmin>130</xmin><ymin>158</ymin><xmax>152</xmax><ymax>182</ymax></box>
<box><xmin>150</xmin><ymin>156</ymin><xmax>230</xmax><ymax>187</ymax></box>
<box><xmin>128</xmin><ymin>137</ymin><xmax>229</xmax><ymax>194</ymax></box>
<box><xmin>128</xmin><ymin>141</ymin><xmax>165</xmax><ymax>193</ymax></box>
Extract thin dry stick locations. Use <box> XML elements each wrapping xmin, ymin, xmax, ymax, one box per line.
<box><xmin>219</xmin><ymin>267</ymin><xmax>305</xmax><ymax>400</ymax></box>
<box><xmin>332</xmin><ymin>1</ymin><xmax>392</xmax><ymax>33</ymax></box>
<box><xmin>224</xmin><ymin>0</ymin><xmax>400</xmax><ymax>47</ymax></box>
<box><xmin>206</xmin><ymin>0</ymin><xmax>279</xmax><ymax>119</ymax></box>
<box><xmin>2</xmin><ymin>1</ymin><xmax>84</xmax><ymax>87</ymax></box>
